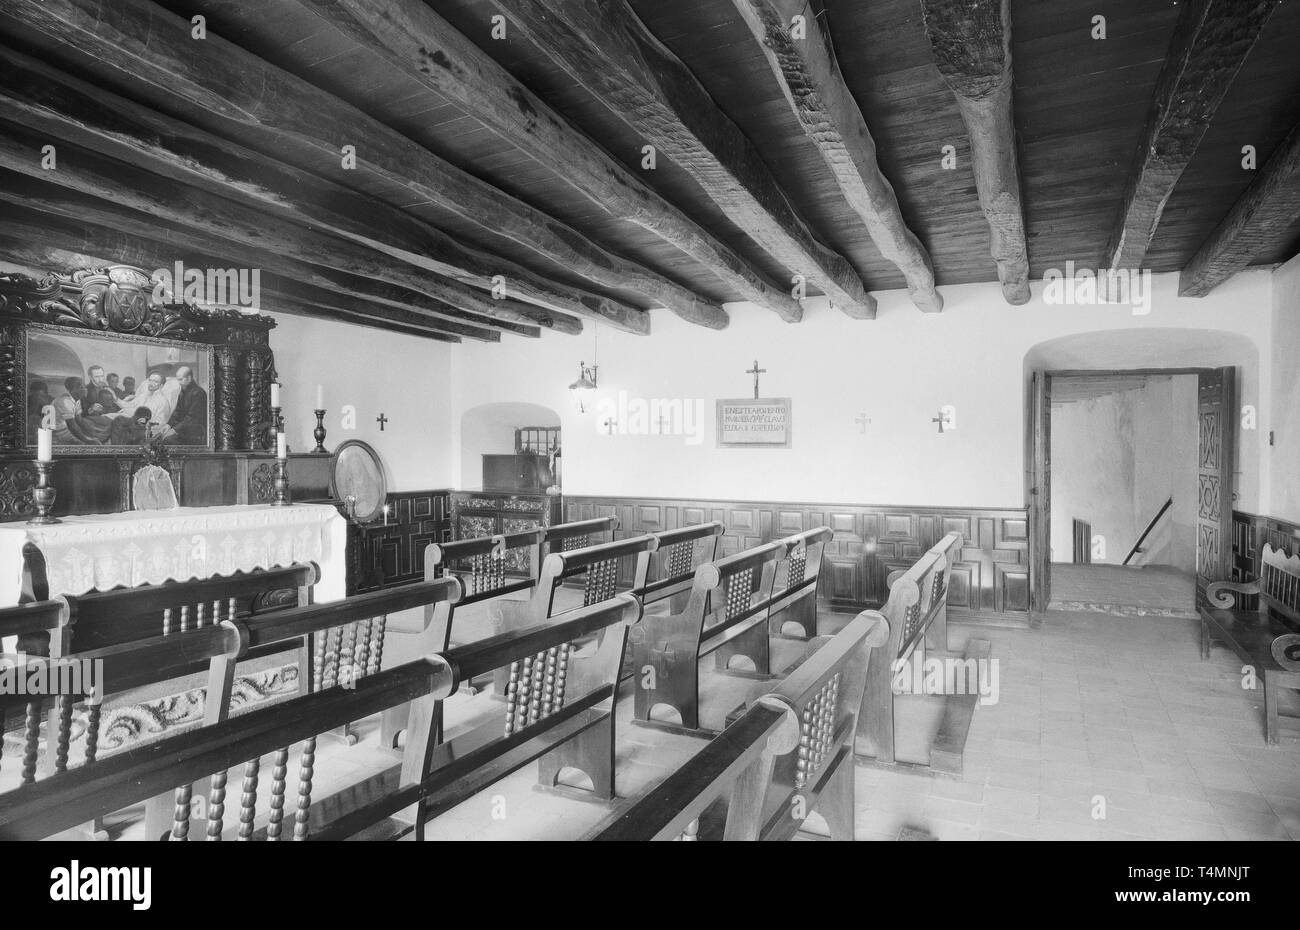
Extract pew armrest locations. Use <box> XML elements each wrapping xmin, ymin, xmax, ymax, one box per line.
<box><xmin>1205</xmin><ymin>580</ymin><xmax>1261</xmax><ymax>609</ymax></box>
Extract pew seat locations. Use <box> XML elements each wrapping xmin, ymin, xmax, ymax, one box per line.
<box><xmin>1200</xmin><ymin>543</ymin><xmax>1300</xmax><ymax>744</ymax></box>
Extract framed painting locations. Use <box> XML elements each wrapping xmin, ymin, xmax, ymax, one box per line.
<box><xmin>22</xmin><ymin>323</ymin><xmax>215</xmax><ymax>453</ymax></box>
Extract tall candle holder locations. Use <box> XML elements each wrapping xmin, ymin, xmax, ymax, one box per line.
<box><xmin>271</xmin><ymin>455</ymin><xmax>293</xmax><ymax>507</ymax></box>
<box><xmin>28</xmin><ymin>460</ymin><xmax>62</xmax><ymax>525</ymax></box>
<box><xmin>270</xmin><ymin>405</ymin><xmax>284</xmax><ymax>435</ymax></box>
<box><xmin>312</xmin><ymin>409</ymin><xmax>328</xmax><ymax>454</ymax></box>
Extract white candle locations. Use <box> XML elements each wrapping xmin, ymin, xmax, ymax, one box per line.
<box><xmin>270</xmin><ymin>382</ymin><xmax>281</xmax><ymax>408</ymax></box>
<box><xmin>315</xmin><ymin>384</ymin><xmax>324</xmax><ymax>410</ymax></box>
<box><xmin>37</xmin><ymin>428</ymin><xmax>52</xmax><ymax>463</ymax></box>
<box><xmin>383</xmin><ymin>504</ymin><xmax>390</xmax><ymax>526</ymax></box>
<box><xmin>276</xmin><ymin>432</ymin><xmax>287</xmax><ymax>459</ymax></box>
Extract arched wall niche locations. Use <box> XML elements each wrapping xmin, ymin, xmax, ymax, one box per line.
<box><xmin>460</xmin><ymin>401</ymin><xmax>561</xmax><ymax>492</ymax></box>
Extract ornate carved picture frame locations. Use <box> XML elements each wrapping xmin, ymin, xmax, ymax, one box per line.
<box><xmin>21</xmin><ymin>323</ymin><xmax>216</xmax><ymax>454</ymax></box>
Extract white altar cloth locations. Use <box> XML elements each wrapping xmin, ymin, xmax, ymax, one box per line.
<box><xmin>0</xmin><ymin>504</ymin><xmax>347</xmax><ymax>609</ymax></box>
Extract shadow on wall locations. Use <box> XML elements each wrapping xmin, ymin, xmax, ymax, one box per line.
<box><xmin>460</xmin><ymin>401</ymin><xmax>560</xmax><ymax>492</ymax></box>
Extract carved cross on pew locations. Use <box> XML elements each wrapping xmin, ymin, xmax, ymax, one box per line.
<box><xmin>376</xmin><ymin>413</ymin><xmax>388</xmax><ymax>431</ymax></box>
<box><xmin>746</xmin><ymin>359</ymin><xmax>766</xmax><ymax>399</ymax></box>
<box><xmin>855</xmin><ymin>412</ymin><xmax>871</xmax><ymax>433</ymax></box>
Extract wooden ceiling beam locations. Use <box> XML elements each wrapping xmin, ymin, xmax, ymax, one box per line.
<box><xmin>0</xmin><ymin>43</ymin><xmax>650</xmax><ymax>336</ymax></box>
<box><xmin>0</xmin><ymin>174</ymin><xmax>516</xmax><ymax>341</ymax></box>
<box><xmin>296</xmin><ymin>0</ymin><xmax>804</xmax><ymax>322</ymax></box>
<box><xmin>729</xmin><ymin>0</ymin><xmax>942</xmax><ymax>313</ymax></box>
<box><xmin>0</xmin><ymin>215</ymin><xmax>465</xmax><ymax>342</ymax></box>
<box><xmin>1180</xmin><ymin>119</ymin><xmax>1300</xmax><ymax>296</ymax></box>
<box><xmin>1103</xmin><ymin>0</ymin><xmax>1276</xmax><ymax>272</ymax></box>
<box><xmin>920</xmin><ymin>0</ymin><xmax>1030</xmax><ymax>305</ymax></box>
<box><xmin>0</xmin><ymin>126</ymin><xmax>545</xmax><ymax>339</ymax></box>
<box><xmin>0</xmin><ymin>0</ymin><xmax>727</xmax><ymax>332</ymax></box>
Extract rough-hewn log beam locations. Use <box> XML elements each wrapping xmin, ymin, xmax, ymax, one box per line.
<box><xmin>0</xmin><ymin>0</ymin><xmax>728</xmax><ymax>330</ymax></box>
<box><xmin>0</xmin><ymin>120</ymin><xmax>565</xmax><ymax>336</ymax></box>
<box><xmin>1180</xmin><ymin>120</ymin><xmax>1300</xmax><ymax>296</ymax></box>
<box><xmin>0</xmin><ymin>43</ymin><xmax>653</xmax><ymax>335</ymax></box>
<box><xmin>730</xmin><ymin>0</ymin><xmax>941</xmax><ymax>313</ymax></box>
<box><xmin>920</xmin><ymin>0</ymin><xmax>1029</xmax><ymax>305</ymax></box>
<box><xmin>301</xmin><ymin>0</ymin><xmax>832</xmax><ymax>323</ymax></box>
<box><xmin>1104</xmin><ymin>0</ymin><xmax>1276</xmax><ymax>272</ymax></box>
<box><xmin>0</xmin><ymin>214</ymin><xmax>464</xmax><ymax>342</ymax></box>
<box><xmin>296</xmin><ymin>0</ymin><xmax>803</xmax><ymax>321</ymax></box>
<box><xmin>0</xmin><ymin>173</ymin><xmax>518</xmax><ymax>341</ymax></box>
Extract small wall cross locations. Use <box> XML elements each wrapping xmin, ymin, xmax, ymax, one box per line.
<box><xmin>855</xmin><ymin>412</ymin><xmax>871</xmax><ymax>433</ymax></box>
<box><xmin>376</xmin><ymin>413</ymin><xmax>389</xmax><ymax>431</ymax></box>
<box><xmin>746</xmin><ymin>359</ymin><xmax>767</xmax><ymax>399</ymax></box>
<box><xmin>602</xmin><ymin>417</ymin><xmax>617</xmax><ymax>435</ymax></box>
<box><xmin>931</xmin><ymin>411</ymin><xmax>946</xmax><ymax>434</ymax></box>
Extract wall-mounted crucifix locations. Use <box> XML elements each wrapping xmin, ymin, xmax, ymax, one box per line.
<box><xmin>746</xmin><ymin>359</ymin><xmax>767</xmax><ymax>399</ymax></box>
<box><xmin>376</xmin><ymin>413</ymin><xmax>389</xmax><ymax>431</ymax></box>
<box><xmin>855</xmin><ymin>412</ymin><xmax>871</xmax><ymax>433</ymax></box>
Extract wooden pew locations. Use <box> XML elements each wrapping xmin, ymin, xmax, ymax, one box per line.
<box><xmin>593</xmin><ymin>610</ymin><xmax>887</xmax><ymax>841</ymax></box>
<box><xmin>0</xmin><ymin>578</ymin><xmax>461</xmax><ymax>841</ymax></box>
<box><xmin>632</xmin><ymin>521</ymin><xmax>724</xmax><ymax>614</ymax></box>
<box><xmin>0</xmin><ymin>586</ymin><xmax>642</xmax><ymax>841</ymax></box>
<box><xmin>630</xmin><ymin>538</ymin><xmax>790</xmax><ymax>735</ymax></box>
<box><xmin>541</xmin><ymin>515</ymin><xmax>620</xmax><ymax>564</ymax></box>
<box><xmin>855</xmin><ymin>532</ymin><xmax>990</xmax><ymax>774</ymax></box>
<box><xmin>379</xmin><ymin>527</ymin><xmax>543</xmax><ymax>746</ymax></box>
<box><xmin>0</xmin><ymin>599</ymin><xmax>69</xmax><ymax>792</ymax></box>
<box><xmin>1201</xmin><ymin>543</ymin><xmax>1300</xmax><ymax>744</ymax></box>
<box><xmin>768</xmin><ymin>527</ymin><xmax>833</xmax><ymax>640</ymax></box>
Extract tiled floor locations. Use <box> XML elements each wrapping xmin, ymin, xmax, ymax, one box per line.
<box><xmin>75</xmin><ymin>605</ymin><xmax>1300</xmax><ymax>841</ymax></box>
<box><xmin>417</xmin><ymin>607</ymin><xmax>1300</xmax><ymax>841</ymax></box>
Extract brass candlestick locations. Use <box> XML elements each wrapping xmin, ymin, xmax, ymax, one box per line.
<box><xmin>270</xmin><ymin>405</ymin><xmax>284</xmax><ymax>436</ymax></box>
<box><xmin>271</xmin><ymin>455</ymin><xmax>293</xmax><ymax>507</ymax></box>
<box><xmin>312</xmin><ymin>409</ymin><xmax>328</xmax><ymax>454</ymax></box>
<box><xmin>28</xmin><ymin>460</ymin><xmax>61</xmax><ymax>525</ymax></box>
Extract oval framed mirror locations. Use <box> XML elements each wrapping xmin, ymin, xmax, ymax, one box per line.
<box><xmin>328</xmin><ymin>439</ymin><xmax>388</xmax><ymax>523</ymax></box>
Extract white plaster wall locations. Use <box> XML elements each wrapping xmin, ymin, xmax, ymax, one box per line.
<box><xmin>448</xmin><ymin>270</ymin><xmax>1273</xmax><ymax>509</ymax></box>
<box><xmin>269</xmin><ymin>313</ymin><xmax>455</xmax><ymax>492</ymax></box>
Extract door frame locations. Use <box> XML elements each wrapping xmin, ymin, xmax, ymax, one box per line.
<box><xmin>1026</xmin><ymin>366</ymin><xmax>1229</xmax><ymax>615</ymax></box>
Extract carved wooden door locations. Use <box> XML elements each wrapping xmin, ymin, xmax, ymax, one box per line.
<box><xmin>1028</xmin><ymin>372</ymin><xmax>1051</xmax><ymax>613</ymax></box>
<box><xmin>1196</xmin><ymin>367</ymin><xmax>1236</xmax><ymax>601</ymax></box>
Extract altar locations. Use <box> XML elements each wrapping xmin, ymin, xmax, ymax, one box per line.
<box><xmin>0</xmin><ymin>503</ymin><xmax>348</xmax><ymax>609</ymax></box>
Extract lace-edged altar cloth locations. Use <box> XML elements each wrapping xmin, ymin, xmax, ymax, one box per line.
<box><xmin>0</xmin><ymin>503</ymin><xmax>347</xmax><ymax>607</ymax></box>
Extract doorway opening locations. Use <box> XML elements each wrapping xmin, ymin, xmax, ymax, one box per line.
<box><xmin>1047</xmin><ymin>372</ymin><xmax>1200</xmax><ymax>617</ymax></box>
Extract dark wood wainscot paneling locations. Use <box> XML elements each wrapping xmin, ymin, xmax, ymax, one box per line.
<box><xmin>564</xmin><ymin>495</ymin><xmax>1030</xmax><ymax>620</ymax></box>
<box><xmin>351</xmin><ymin>490</ymin><xmax>453</xmax><ymax>593</ymax></box>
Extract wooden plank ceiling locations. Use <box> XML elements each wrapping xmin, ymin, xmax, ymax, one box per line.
<box><xmin>0</xmin><ymin>0</ymin><xmax>1296</xmax><ymax>343</ymax></box>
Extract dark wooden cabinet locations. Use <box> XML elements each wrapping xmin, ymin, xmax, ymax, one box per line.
<box><xmin>451</xmin><ymin>490</ymin><xmax>558</xmax><ymax>575</ymax></box>
<box><xmin>349</xmin><ymin>490</ymin><xmax>453</xmax><ymax>593</ymax></box>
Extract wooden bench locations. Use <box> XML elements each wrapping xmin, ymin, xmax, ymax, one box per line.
<box><xmin>630</xmin><ymin>538</ymin><xmax>791</xmax><ymax>735</ymax></box>
<box><xmin>593</xmin><ymin>610</ymin><xmax>887</xmax><ymax>841</ymax></box>
<box><xmin>541</xmin><ymin>515</ymin><xmax>620</xmax><ymax>565</ymax></box>
<box><xmin>855</xmin><ymin>531</ymin><xmax>990</xmax><ymax>774</ymax></box>
<box><xmin>631</xmin><ymin>521</ymin><xmax>725</xmax><ymax>614</ymax></box>
<box><xmin>768</xmin><ymin>527</ymin><xmax>833</xmax><ymax>640</ymax></box>
<box><xmin>379</xmin><ymin>527</ymin><xmax>544</xmax><ymax>745</ymax></box>
<box><xmin>0</xmin><ymin>578</ymin><xmax>461</xmax><ymax>840</ymax></box>
<box><xmin>1201</xmin><ymin>542</ymin><xmax>1300</xmax><ymax>744</ymax></box>
<box><xmin>0</xmin><ymin>584</ymin><xmax>642</xmax><ymax>841</ymax></box>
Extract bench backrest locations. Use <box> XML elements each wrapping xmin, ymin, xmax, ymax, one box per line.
<box><xmin>539</xmin><ymin>534</ymin><xmax>659</xmax><ymax>613</ymax></box>
<box><xmin>769</xmin><ymin>526</ymin><xmax>832</xmax><ymax>627</ymax></box>
<box><xmin>58</xmin><ymin>563</ymin><xmax>320</xmax><ymax>652</ymax></box>
<box><xmin>0</xmin><ymin>578</ymin><xmax>463</xmax><ymax>841</ymax></box>
<box><xmin>880</xmin><ymin>531</ymin><xmax>961</xmax><ymax>662</ymax></box>
<box><xmin>426</xmin><ymin>527</ymin><xmax>545</xmax><ymax>601</ymax></box>
<box><xmin>683</xmin><ymin>539</ymin><xmax>789</xmax><ymax>647</ymax></box>
<box><xmin>593</xmin><ymin>609</ymin><xmax>887</xmax><ymax>841</ymax></box>
<box><xmin>1260</xmin><ymin>543</ymin><xmax>1300</xmax><ymax>624</ymax></box>
<box><xmin>633</xmin><ymin>522</ymin><xmax>725</xmax><ymax>607</ymax></box>
<box><xmin>540</xmin><ymin>516</ymin><xmax>620</xmax><ymax>562</ymax></box>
